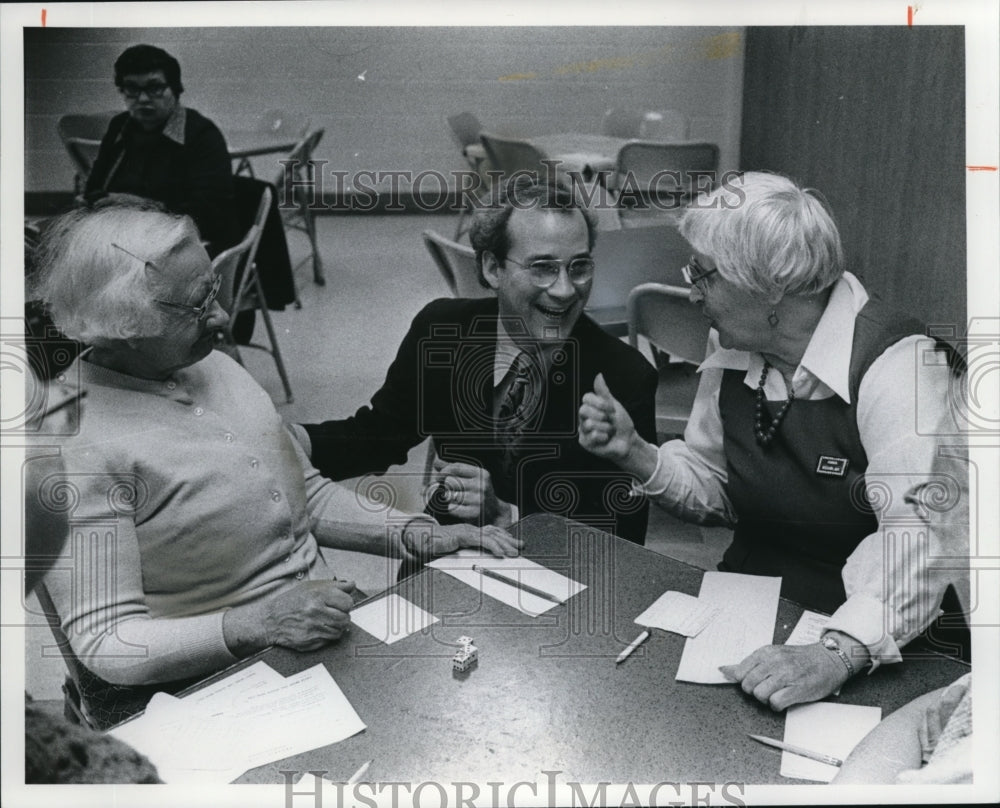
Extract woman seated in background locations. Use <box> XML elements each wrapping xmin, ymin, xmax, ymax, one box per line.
<box><xmin>29</xmin><ymin>197</ymin><xmax>520</xmax><ymax>698</ymax></box>
<box><xmin>579</xmin><ymin>171</ymin><xmax>966</xmax><ymax>710</ymax></box>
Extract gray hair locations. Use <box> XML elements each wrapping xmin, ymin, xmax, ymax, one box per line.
<box><xmin>679</xmin><ymin>171</ymin><xmax>845</xmax><ymax>298</ymax></box>
<box><xmin>30</xmin><ymin>196</ymin><xmax>197</xmax><ymax>345</ymax></box>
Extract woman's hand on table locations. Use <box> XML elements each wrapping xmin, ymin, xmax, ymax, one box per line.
<box><xmin>719</xmin><ymin>642</ymin><xmax>853</xmax><ymax>711</ymax></box>
<box><xmin>224</xmin><ymin>579</ymin><xmax>357</xmax><ymax>654</ymax></box>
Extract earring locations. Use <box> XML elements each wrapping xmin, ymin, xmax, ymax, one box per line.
<box><xmin>768</xmin><ymin>310</ymin><xmax>779</xmax><ymax>328</ymax></box>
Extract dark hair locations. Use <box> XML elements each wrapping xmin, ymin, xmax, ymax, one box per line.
<box><xmin>114</xmin><ymin>44</ymin><xmax>184</xmax><ymax>96</ymax></box>
<box><xmin>468</xmin><ymin>174</ymin><xmax>598</xmax><ymax>287</ymax></box>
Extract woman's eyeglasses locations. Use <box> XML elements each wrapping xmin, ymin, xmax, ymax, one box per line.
<box><xmin>503</xmin><ymin>257</ymin><xmax>595</xmax><ymax>289</ymax></box>
<box><xmin>681</xmin><ymin>256</ymin><xmax>718</xmax><ymax>289</ymax></box>
<box><xmin>111</xmin><ymin>242</ymin><xmax>222</xmax><ymax>321</ymax></box>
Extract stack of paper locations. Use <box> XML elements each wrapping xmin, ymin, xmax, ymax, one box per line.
<box><xmin>675</xmin><ymin>572</ymin><xmax>781</xmax><ymax>684</ymax></box>
<box><xmin>633</xmin><ymin>590</ymin><xmax>719</xmax><ymax>637</ymax></box>
<box><xmin>781</xmin><ymin>702</ymin><xmax>882</xmax><ymax>781</ymax></box>
<box><xmin>427</xmin><ymin>551</ymin><xmax>586</xmax><ymax>616</ymax></box>
<box><xmin>109</xmin><ymin>662</ymin><xmax>366</xmax><ymax>783</ymax></box>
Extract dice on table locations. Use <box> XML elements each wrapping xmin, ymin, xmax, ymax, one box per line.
<box><xmin>452</xmin><ymin>649</ymin><xmax>475</xmax><ymax>672</ymax></box>
<box><xmin>456</xmin><ymin>635</ymin><xmax>475</xmax><ymax>648</ymax></box>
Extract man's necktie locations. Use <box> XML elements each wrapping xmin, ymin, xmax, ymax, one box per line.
<box><xmin>496</xmin><ymin>351</ymin><xmax>539</xmax><ymax>480</ymax></box>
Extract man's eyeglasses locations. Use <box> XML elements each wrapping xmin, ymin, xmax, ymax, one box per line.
<box><xmin>119</xmin><ymin>82</ymin><xmax>170</xmax><ymax>100</ymax></box>
<box><xmin>111</xmin><ymin>242</ymin><xmax>222</xmax><ymax>321</ymax></box>
<box><xmin>681</xmin><ymin>256</ymin><xmax>718</xmax><ymax>289</ymax></box>
<box><xmin>504</xmin><ymin>257</ymin><xmax>595</xmax><ymax>289</ymax></box>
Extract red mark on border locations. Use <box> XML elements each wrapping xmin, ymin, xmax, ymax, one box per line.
<box><xmin>967</xmin><ymin>166</ymin><xmax>998</xmax><ymax>171</ymax></box>
<box><xmin>41</xmin><ymin>8</ymin><xmax>46</xmax><ymax>26</ymax></box>
<box><xmin>907</xmin><ymin>6</ymin><xmax>913</xmax><ymax>26</ymax></box>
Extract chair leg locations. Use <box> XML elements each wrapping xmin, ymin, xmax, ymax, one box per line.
<box><xmin>252</xmin><ymin>275</ymin><xmax>294</xmax><ymax>403</ymax></box>
<box><xmin>303</xmin><ymin>206</ymin><xmax>325</xmax><ymax>286</ymax></box>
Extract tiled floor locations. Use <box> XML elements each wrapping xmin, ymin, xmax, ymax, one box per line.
<box><xmin>25</xmin><ymin>213</ymin><xmax>731</xmax><ymax>702</ymax></box>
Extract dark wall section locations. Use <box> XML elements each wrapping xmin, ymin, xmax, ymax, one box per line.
<box><xmin>740</xmin><ymin>26</ymin><xmax>965</xmax><ymax>331</ymax></box>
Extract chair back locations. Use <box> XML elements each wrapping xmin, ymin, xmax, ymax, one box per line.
<box><xmin>601</xmin><ymin>107</ymin><xmax>645</xmax><ymax>138</ymax></box>
<box><xmin>627</xmin><ymin>282</ymin><xmax>709</xmax><ymax>437</ymax></box>
<box><xmin>34</xmin><ymin>581</ymin><xmax>196</xmax><ymax>730</ymax></box>
<box><xmin>638</xmin><ymin>109</ymin><xmax>691</xmax><ymax>141</ymax></box>
<box><xmin>272</xmin><ymin>127</ymin><xmax>325</xmax><ymax>191</ymax></box>
<box><xmin>614</xmin><ymin>141</ymin><xmax>719</xmax><ymax>227</ymax></box>
<box><xmin>215</xmin><ymin>186</ymin><xmax>270</xmax><ymax>317</ymax></box>
<box><xmin>423</xmin><ymin>230</ymin><xmax>493</xmax><ymax>299</ymax></box>
<box><xmin>627</xmin><ymin>283</ymin><xmax>709</xmax><ymax>365</ymax></box>
<box><xmin>57</xmin><ymin>112</ymin><xmax>115</xmax><ymax>189</ymax></box>
<box><xmin>447</xmin><ymin>112</ymin><xmax>483</xmax><ymax>150</ymax></box>
<box><xmin>479</xmin><ymin>132</ymin><xmax>550</xmax><ymax>178</ymax></box>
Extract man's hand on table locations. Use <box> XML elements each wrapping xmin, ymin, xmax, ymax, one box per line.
<box><xmin>431</xmin><ymin>459</ymin><xmax>515</xmax><ymax>528</ymax></box>
<box><xmin>719</xmin><ymin>633</ymin><xmax>870</xmax><ymax>711</ymax></box>
<box><xmin>403</xmin><ymin>519</ymin><xmax>523</xmax><ymax>561</ymax></box>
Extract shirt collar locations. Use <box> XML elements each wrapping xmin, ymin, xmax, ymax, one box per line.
<box><xmin>698</xmin><ymin>272</ymin><xmax>869</xmax><ymax>403</ymax></box>
<box><xmin>118</xmin><ymin>104</ymin><xmax>186</xmax><ymax>145</ymax></box>
<box><xmin>75</xmin><ymin>351</ymin><xmax>196</xmax><ymax>403</ymax></box>
<box><xmin>161</xmin><ymin>105</ymin><xmax>187</xmax><ymax>144</ymax></box>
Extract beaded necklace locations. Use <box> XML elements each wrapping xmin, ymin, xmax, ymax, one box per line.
<box><xmin>754</xmin><ymin>361</ymin><xmax>794</xmax><ymax>447</ymax></box>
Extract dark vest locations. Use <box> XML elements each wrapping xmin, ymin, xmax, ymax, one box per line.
<box><xmin>718</xmin><ymin>299</ymin><xmax>927</xmax><ymax>613</ymax></box>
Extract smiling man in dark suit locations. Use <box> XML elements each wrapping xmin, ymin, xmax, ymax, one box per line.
<box><xmin>294</xmin><ymin>176</ymin><xmax>657</xmax><ymax>545</ymax></box>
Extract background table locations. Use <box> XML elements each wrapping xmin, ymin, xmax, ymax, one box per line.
<box><xmin>188</xmin><ymin>513</ymin><xmax>968</xmax><ymax>785</ymax></box>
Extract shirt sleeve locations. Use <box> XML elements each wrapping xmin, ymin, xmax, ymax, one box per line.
<box><xmin>638</xmin><ymin>364</ymin><xmax>736</xmax><ymax>526</ymax></box>
<box><xmin>41</xmin><ymin>461</ymin><xmax>238</xmax><ymax>687</ymax></box>
<box><xmin>824</xmin><ymin>336</ymin><xmax>962</xmax><ymax>667</ymax></box>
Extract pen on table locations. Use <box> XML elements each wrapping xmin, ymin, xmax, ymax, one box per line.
<box><xmin>616</xmin><ymin>628</ymin><xmax>651</xmax><ymax>664</ymax></box>
<box><xmin>346</xmin><ymin>759</ymin><xmax>372</xmax><ymax>785</ymax></box>
<box><xmin>471</xmin><ymin>564</ymin><xmax>563</xmax><ymax>604</ymax></box>
<box><xmin>748</xmin><ymin>734</ymin><xmax>843</xmax><ymax>767</ymax></box>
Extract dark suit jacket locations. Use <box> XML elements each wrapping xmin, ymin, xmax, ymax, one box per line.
<box><xmin>302</xmin><ymin>297</ymin><xmax>658</xmax><ymax>544</ymax></box>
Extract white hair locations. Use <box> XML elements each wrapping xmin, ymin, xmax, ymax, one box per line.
<box><xmin>30</xmin><ymin>197</ymin><xmax>198</xmax><ymax>345</ymax></box>
<box><xmin>679</xmin><ymin>171</ymin><xmax>845</xmax><ymax>298</ymax></box>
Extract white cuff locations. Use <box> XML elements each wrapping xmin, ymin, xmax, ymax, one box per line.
<box><xmin>825</xmin><ymin>594</ymin><xmax>904</xmax><ymax>671</ymax></box>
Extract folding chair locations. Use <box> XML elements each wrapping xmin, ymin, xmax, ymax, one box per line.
<box><xmin>274</xmin><ymin>128</ymin><xmax>326</xmax><ymax>290</ymax></box>
<box><xmin>217</xmin><ymin>186</ymin><xmax>294</xmax><ymax>402</ymax></box>
<box><xmin>34</xmin><ymin>581</ymin><xmax>198</xmax><ymax>730</ymax></box>
<box><xmin>56</xmin><ymin>112</ymin><xmax>115</xmax><ymax>193</ymax></box>
<box><xmin>613</xmin><ymin>141</ymin><xmax>719</xmax><ymax>228</ymax></box>
<box><xmin>626</xmin><ymin>282</ymin><xmax>710</xmax><ymax>439</ymax></box>
<box><xmin>422</xmin><ymin>230</ymin><xmax>494</xmax><ymax>300</ymax></box>
<box><xmin>600</xmin><ymin>106</ymin><xmax>645</xmax><ymax>138</ymax></box>
<box><xmin>447</xmin><ymin>113</ymin><xmax>491</xmax><ymax>240</ymax></box>
<box><xmin>232</xmin><ymin>108</ymin><xmax>311</xmax><ymax>177</ymax></box>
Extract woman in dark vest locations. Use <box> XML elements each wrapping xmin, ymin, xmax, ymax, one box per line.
<box><xmin>578</xmin><ymin>171</ymin><xmax>964</xmax><ymax>711</ymax></box>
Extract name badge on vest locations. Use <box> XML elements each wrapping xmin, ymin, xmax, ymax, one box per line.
<box><xmin>816</xmin><ymin>455</ymin><xmax>849</xmax><ymax>477</ymax></box>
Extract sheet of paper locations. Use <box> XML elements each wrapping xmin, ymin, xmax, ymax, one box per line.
<box><xmin>675</xmin><ymin>571</ymin><xmax>781</xmax><ymax>684</ymax></box>
<box><xmin>110</xmin><ymin>663</ymin><xmax>366</xmax><ymax>783</ymax></box>
<box><xmin>634</xmin><ymin>590</ymin><xmax>720</xmax><ymax>637</ymax></box>
<box><xmin>784</xmin><ymin>610</ymin><xmax>830</xmax><ymax>646</ymax></box>
<box><xmin>427</xmin><ymin>550</ymin><xmax>586</xmax><ymax>616</ymax></box>
<box><xmin>350</xmin><ymin>593</ymin><xmax>439</xmax><ymax>644</ymax></box>
<box><xmin>781</xmin><ymin>702</ymin><xmax>882</xmax><ymax>781</ymax></box>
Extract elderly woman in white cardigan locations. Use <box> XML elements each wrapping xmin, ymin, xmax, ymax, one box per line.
<box><xmin>30</xmin><ymin>196</ymin><xmax>520</xmax><ymax>691</ymax></box>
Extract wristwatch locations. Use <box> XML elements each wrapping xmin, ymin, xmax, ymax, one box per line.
<box><xmin>822</xmin><ymin>634</ymin><xmax>857</xmax><ymax>678</ymax></box>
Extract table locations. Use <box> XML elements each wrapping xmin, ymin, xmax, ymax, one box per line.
<box><xmin>182</xmin><ymin>513</ymin><xmax>968</xmax><ymax>785</ymax></box>
<box><xmin>466</xmin><ymin>133</ymin><xmax>627</xmax><ymax>182</ymax></box>
<box><xmin>529</xmin><ymin>133</ymin><xmax>628</xmax><ymax>178</ymax></box>
<box><xmin>224</xmin><ymin>131</ymin><xmax>300</xmax><ymax>178</ymax></box>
